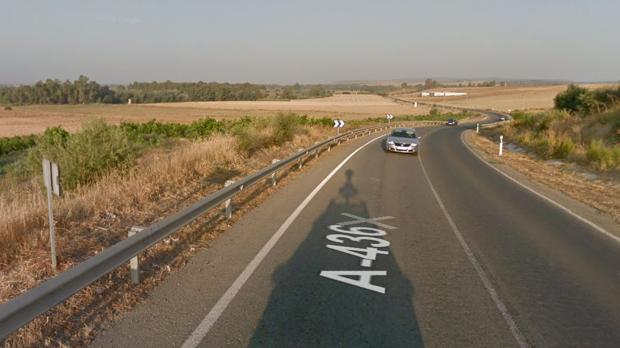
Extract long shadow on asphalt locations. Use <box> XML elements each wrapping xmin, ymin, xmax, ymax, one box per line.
<box><xmin>249</xmin><ymin>169</ymin><xmax>424</xmax><ymax>347</ymax></box>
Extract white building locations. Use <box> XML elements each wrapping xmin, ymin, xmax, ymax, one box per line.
<box><xmin>421</xmin><ymin>91</ymin><xmax>467</xmax><ymax>97</ymax></box>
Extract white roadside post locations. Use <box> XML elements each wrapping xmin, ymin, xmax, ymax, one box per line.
<box><xmin>271</xmin><ymin>159</ymin><xmax>279</xmax><ymax>187</ymax></box>
<box><xmin>224</xmin><ymin>180</ymin><xmax>235</xmax><ymax>218</ymax></box>
<box><xmin>42</xmin><ymin>159</ymin><xmax>61</xmax><ymax>271</ymax></box>
<box><xmin>499</xmin><ymin>135</ymin><xmax>504</xmax><ymax>156</ymax></box>
<box><xmin>128</xmin><ymin>226</ymin><xmax>143</xmax><ymax>284</ymax></box>
<box><xmin>297</xmin><ymin>148</ymin><xmax>305</xmax><ymax>169</ymax></box>
<box><xmin>476</xmin><ymin>123</ymin><xmax>480</xmax><ymax>133</ymax></box>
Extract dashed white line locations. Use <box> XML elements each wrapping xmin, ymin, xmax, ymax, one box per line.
<box><xmin>181</xmin><ymin>134</ymin><xmax>385</xmax><ymax>348</ymax></box>
<box><xmin>418</xmin><ymin>151</ymin><xmax>529</xmax><ymax>348</ymax></box>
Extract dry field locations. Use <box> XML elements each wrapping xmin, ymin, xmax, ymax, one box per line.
<box><xmin>392</xmin><ymin>84</ymin><xmax>612</xmax><ymax>112</ymax></box>
<box><xmin>0</xmin><ymin>94</ymin><xmax>430</xmax><ymax>137</ymax></box>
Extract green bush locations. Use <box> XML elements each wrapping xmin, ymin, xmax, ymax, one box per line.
<box><xmin>119</xmin><ymin>118</ymin><xmax>226</xmax><ymax>145</ymax></box>
<box><xmin>272</xmin><ymin>113</ymin><xmax>302</xmax><ymax>145</ymax></box>
<box><xmin>4</xmin><ymin>114</ymin><xmax>336</xmax><ymax>190</ymax></box>
<box><xmin>189</xmin><ymin>118</ymin><xmax>225</xmax><ymax>137</ymax></box>
<box><xmin>554</xmin><ymin>84</ymin><xmax>590</xmax><ymax>114</ymax></box>
<box><xmin>586</xmin><ymin>140</ymin><xmax>620</xmax><ymax>170</ymax></box>
<box><xmin>551</xmin><ymin>137</ymin><xmax>575</xmax><ymax>159</ymax></box>
<box><xmin>13</xmin><ymin>120</ymin><xmax>138</xmax><ymax>189</ymax></box>
<box><xmin>0</xmin><ymin>134</ymin><xmax>37</xmax><ymax>156</ymax></box>
<box><xmin>532</xmin><ymin>138</ymin><xmax>552</xmax><ymax>158</ymax></box>
<box><xmin>296</xmin><ymin>115</ymin><xmax>333</xmax><ymax>127</ymax></box>
<box><xmin>234</xmin><ymin>128</ymin><xmax>272</xmax><ymax>156</ymax></box>
<box><xmin>233</xmin><ymin>113</ymin><xmax>309</xmax><ymax>155</ymax></box>
<box><xmin>554</xmin><ymin>84</ymin><xmax>620</xmax><ymax>115</ymax></box>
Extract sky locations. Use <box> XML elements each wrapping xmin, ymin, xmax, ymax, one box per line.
<box><xmin>1</xmin><ymin>0</ymin><xmax>619</xmax><ymax>84</ymax></box>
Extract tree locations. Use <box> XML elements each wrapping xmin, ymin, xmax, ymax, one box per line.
<box><xmin>554</xmin><ymin>84</ymin><xmax>589</xmax><ymax>114</ymax></box>
<box><xmin>400</xmin><ymin>82</ymin><xmax>408</xmax><ymax>89</ymax></box>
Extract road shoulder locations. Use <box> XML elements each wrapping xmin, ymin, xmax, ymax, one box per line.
<box><xmin>462</xmin><ymin>129</ymin><xmax>620</xmax><ymax>242</ymax></box>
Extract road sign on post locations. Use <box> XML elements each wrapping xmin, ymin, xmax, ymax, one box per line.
<box><xmin>42</xmin><ymin>159</ymin><xmax>61</xmax><ymax>271</ymax></box>
<box><xmin>333</xmin><ymin>119</ymin><xmax>345</xmax><ymax>135</ymax></box>
<box><xmin>386</xmin><ymin>114</ymin><xmax>394</xmax><ymax>127</ymax></box>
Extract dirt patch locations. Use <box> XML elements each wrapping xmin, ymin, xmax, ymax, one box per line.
<box><xmin>463</xmin><ymin>130</ymin><xmax>620</xmax><ymax>223</ymax></box>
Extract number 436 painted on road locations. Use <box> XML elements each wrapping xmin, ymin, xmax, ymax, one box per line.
<box><xmin>320</xmin><ymin>214</ymin><xmax>396</xmax><ymax>294</ymax></box>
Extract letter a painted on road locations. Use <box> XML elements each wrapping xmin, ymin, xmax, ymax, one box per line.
<box><xmin>320</xmin><ymin>270</ymin><xmax>387</xmax><ymax>294</ymax></box>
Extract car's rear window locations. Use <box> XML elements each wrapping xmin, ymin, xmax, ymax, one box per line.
<box><xmin>391</xmin><ymin>130</ymin><xmax>416</xmax><ymax>138</ymax></box>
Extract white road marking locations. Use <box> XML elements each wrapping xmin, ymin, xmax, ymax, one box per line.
<box><xmin>460</xmin><ymin>131</ymin><xmax>620</xmax><ymax>245</ymax></box>
<box><xmin>181</xmin><ymin>134</ymin><xmax>385</xmax><ymax>348</ymax></box>
<box><xmin>418</xmin><ymin>152</ymin><xmax>529</xmax><ymax>348</ymax></box>
<box><xmin>319</xmin><ymin>270</ymin><xmax>387</xmax><ymax>294</ymax></box>
<box><xmin>338</xmin><ymin>213</ymin><xmax>397</xmax><ymax>229</ymax></box>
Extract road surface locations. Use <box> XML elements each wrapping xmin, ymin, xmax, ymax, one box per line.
<box><xmin>92</xmin><ymin>122</ymin><xmax>620</xmax><ymax>347</ymax></box>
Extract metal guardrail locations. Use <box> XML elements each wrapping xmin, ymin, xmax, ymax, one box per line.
<box><xmin>0</xmin><ymin>118</ymin><xmax>455</xmax><ymax>340</ymax></box>
<box><xmin>2</xmin><ymin>122</ymin><xmax>446</xmax><ymax>340</ymax></box>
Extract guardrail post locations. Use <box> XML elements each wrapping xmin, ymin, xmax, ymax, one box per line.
<box><xmin>271</xmin><ymin>159</ymin><xmax>279</xmax><ymax>186</ymax></box>
<box><xmin>314</xmin><ymin>142</ymin><xmax>320</xmax><ymax>159</ymax></box>
<box><xmin>297</xmin><ymin>149</ymin><xmax>305</xmax><ymax>169</ymax></box>
<box><xmin>499</xmin><ymin>135</ymin><xmax>504</xmax><ymax>156</ymax></box>
<box><xmin>128</xmin><ymin>227</ymin><xmax>143</xmax><ymax>284</ymax></box>
<box><xmin>224</xmin><ymin>180</ymin><xmax>235</xmax><ymax>218</ymax></box>
<box><xmin>476</xmin><ymin>123</ymin><xmax>480</xmax><ymax>133</ymax></box>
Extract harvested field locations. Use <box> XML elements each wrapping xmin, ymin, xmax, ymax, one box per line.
<box><xmin>392</xmin><ymin>84</ymin><xmax>612</xmax><ymax>112</ymax></box>
<box><xmin>0</xmin><ymin>94</ymin><xmax>430</xmax><ymax>137</ymax></box>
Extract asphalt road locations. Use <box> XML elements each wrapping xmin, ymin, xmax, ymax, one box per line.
<box><xmin>92</xmin><ymin>123</ymin><xmax>620</xmax><ymax>347</ymax></box>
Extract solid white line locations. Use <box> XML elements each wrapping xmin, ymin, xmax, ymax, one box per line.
<box><xmin>181</xmin><ymin>134</ymin><xmax>385</xmax><ymax>348</ymax></box>
<box><xmin>460</xmin><ymin>131</ymin><xmax>620</xmax><ymax>245</ymax></box>
<box><xmin>418</xmin><ymin>152</ymin><xmax>529</xmax><ymax>348</ymax></box>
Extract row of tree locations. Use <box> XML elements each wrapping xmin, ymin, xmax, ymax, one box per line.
<box><xmin>554</xmin><ymin>84</ymin><xmax>620</xmax><ymax>115</ymax></box>
<box><xmin>0</xmin><ymin>76</ymin><xmax>333</xmax><ymax>105</ymax></box>
<box><xmin>0</xmin><ymin>76</ymin><xmax>113</xmax><ymax>105</ymax></box>
<box><xmin>399</xmin><ymin>79</ymin><xmax>508</xmax><ymax>90</ymax></box>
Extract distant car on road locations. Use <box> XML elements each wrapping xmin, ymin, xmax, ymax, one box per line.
<box><xmin>446</xmin><ymin>118</ymin><xmax>458</xmax><ymax>126</ymax></box>
<box><xmin>384</xmin><ymin>128</ymin><xmax>420</xmax><ymax>155</ymax></box>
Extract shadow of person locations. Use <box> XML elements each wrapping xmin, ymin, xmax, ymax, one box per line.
<box><xmin>338</xmin><ymin>169</ymin><xmax>358</xmax><ymax>205</ymax></box>
<box><xmin>249</xmin><ymin>170</ymin><xmax>423</xmax><ymax>347</ymax></box>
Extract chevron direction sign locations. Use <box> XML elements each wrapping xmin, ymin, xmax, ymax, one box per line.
<box><xmin>386</xmin><ymin>114</ymin><xmax>394</xmax><ymax>120</ymax></box>
<box><xmin>333</xmin><ymin>119</ymin><xmax>345</xmax><ymax>128</ymax></box>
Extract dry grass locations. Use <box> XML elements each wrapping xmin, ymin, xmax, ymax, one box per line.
<box><xmin>392</xmin><ymin>84</ymin><xmax>613</xmax><ymax>112</ymax></box>
<box><xmin>0</xmin><ymin>95</ymin><xmax>430</xmax><ymax>137</ymax></box>
<box><xmin>464</xmin><ymin>130</ymin><xmax>620</xmax><ymax>223</ymax></box>
<box><xmin>0</xmin><ymin>126</ymin><xmax>332</xmax><ymax>346</ymax></box>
